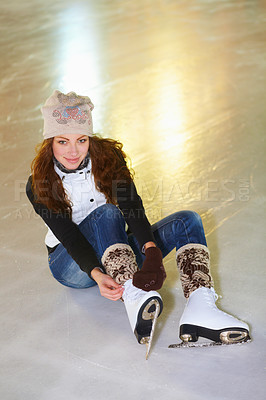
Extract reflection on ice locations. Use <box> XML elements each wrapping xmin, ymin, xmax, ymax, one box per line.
<box><xmin>57</xmin><ymin>5</ymin><xmax>102</xmax><ymax>92</ymax></box>
<box><xmin>0</xmin><ymin>1</ymin><xmax>265</xmax><ymax>399</ymax></box>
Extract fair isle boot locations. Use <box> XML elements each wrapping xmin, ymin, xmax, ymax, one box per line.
<box><xmin>176</xmin><ymin>244</ymin><xmax>250</xmax><ymax>345</ymax></box>
<box><xmin>101</xmin><ymin>244</ymin><xmax>163</xmax><ymax>343</ymax></box>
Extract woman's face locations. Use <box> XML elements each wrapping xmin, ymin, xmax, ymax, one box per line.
<box><xmin>52</xmin><ymin>133</ymin><xmax>89</xmax><ymax>170</ymax></box>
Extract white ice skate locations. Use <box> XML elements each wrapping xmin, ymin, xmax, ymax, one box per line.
<box><xmin>171</xmin><ymin>287</ymin><xmax>250</xmax><ymax>348</ymax></box>
<box><xmin>122</xmin><ymin>279</ymin><xmax>163</xmax><ymax>357</ymax></box>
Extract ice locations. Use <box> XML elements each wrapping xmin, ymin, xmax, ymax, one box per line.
<box><xmin>0</xmin><ymin>1</ymin><xmax>265</xmax><ymax>399</ymax></box>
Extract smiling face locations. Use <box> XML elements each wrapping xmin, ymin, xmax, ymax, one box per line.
<box><xmin>52</xmin><ymin>133</ymin><xmax>90</xmax><ymax>170</ymax></box>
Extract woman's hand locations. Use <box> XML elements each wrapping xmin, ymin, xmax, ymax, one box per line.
<box><xmin>91</xmin><ymin>268</ymin><xmax>124</xmax><ymax>301</ymax></box>
<box><xmin>133</xmin><ymin>246</ymin><xmax>166</xmax><ymax>291</ymax></box>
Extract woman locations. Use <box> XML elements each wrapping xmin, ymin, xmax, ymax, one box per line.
<box><xmin>26</xmin><ymin>90</ymin><xmax>250</xmax><ymax>348</ymax></box>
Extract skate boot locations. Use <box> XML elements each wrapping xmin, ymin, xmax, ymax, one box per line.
<box><xmin>179</xmin><ymin>287</ymin><xmax>250</xmax><ymax>345</ymax></box>
<box><xmin>122</xmin><ymin>279</ymin><xmax>163</xmax><ymax>344</ymax></box>
<box><xmin>176</xmin><ymin>243</ymin><xmax>250</xmax><ymax>345</ymax></box>
<box><xmin>101</xmin><ymin>244</ymin><xmax>163</xmax><ymax>346</ymax></box>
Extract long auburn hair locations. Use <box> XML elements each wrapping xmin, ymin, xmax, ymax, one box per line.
<box><xmin>31</xmin><ymin>135</ymin><xmax>133</xmax><ymax>215</ymax></box>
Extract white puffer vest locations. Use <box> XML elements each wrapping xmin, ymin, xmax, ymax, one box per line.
<box><xmin>45</xmin><ymin>159</ymin><xmax>107</xmax><ymax>247</ymax></box>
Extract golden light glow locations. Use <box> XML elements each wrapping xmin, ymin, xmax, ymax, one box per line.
<box><xmin>151</xmin><ymin>69</ymin><xmax>187</xmax><ymax>153</ymax></box>
<box><xmin>57</xmin><ymin>5</ymin><xmax>101</xmax><ymax>94</ymax></box>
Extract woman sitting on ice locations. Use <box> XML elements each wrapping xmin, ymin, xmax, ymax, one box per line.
<box><xmin>26</xmin><ymin>90</ymin><xmax>250</xmax><ymax>352</ymax></box>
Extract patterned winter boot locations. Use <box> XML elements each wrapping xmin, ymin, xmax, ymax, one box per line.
<box><xmin>176</xmin><ymin>244</ymin><xmax>250</xmax><ymax>345</ymax></box>
<box><xmin>101</xmin><ymin>244</ymin><xmax>163</xmax><ymax>344</ymax></box>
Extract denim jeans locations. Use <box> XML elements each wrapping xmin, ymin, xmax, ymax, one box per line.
<box><xmin>48</xmin><ymin>204</ymin><xmax>207</xmax><ymax>289</ymax></box>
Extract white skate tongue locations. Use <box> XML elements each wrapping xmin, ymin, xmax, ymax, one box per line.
<box><xmin>145</xmin><ymin>301</ymin><xmax>160</xmax><ymax>360</ymax></box>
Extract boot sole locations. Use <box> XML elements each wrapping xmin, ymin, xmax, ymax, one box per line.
<box><xmin>180</xmin><ymin>324</ymin><xmax>250</xmax><ymax>344</ymax></box>
<box><xmin>134</xmin><ymin>296</ymin><xmax>163</xmax><ymax>343</ymax></box>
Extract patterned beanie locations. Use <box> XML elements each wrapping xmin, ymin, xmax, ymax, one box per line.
<box><xmin>41</xmin><ymin>90</ymin><xmax>94</xmax><ymax>139</ymax></box>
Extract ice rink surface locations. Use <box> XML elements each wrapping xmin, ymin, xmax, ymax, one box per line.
<box><xmin>1</xmin><ymin>0</ymin><xmax>265</xmax><ymax>399</ymax></box>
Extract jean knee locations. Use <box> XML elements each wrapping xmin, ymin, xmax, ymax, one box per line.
<box><xmin>93</xmin><ymin>203</ymin><xmax>123</xmax><ymax>222</ymax></box>
<box><xmin>182</xmin><ymin>210</ymin><xmax>206</xmax><ymax>245</ymax></box>
<box><xmin>191</xmin><ymin>210</ymin><xmax>203</xmax><ymax>226</ymax></box>
<box><xmin>50</xmin><ymin>267</ymin><xmax>97</xmax><ymax>289</ymax></box>
<box><xmin>178</xmin><ymin>210</ymin><xmax>203</xmax><ymax>227</ymax></box>
<box><xmin>101</xmin><ymin>203</ymin><xmax>123</xmax><ymax>219</ymax></box>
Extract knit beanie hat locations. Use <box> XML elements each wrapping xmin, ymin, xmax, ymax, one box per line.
<box><xmin>41</xmin><ymin>90</ymin><xmax>94</xmax><ymax>139</ymax></box>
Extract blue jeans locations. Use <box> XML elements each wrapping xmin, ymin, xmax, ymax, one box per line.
<box><xmin>48</xmin><ymin>204</ymin><xmax>207</xmax><ymax>289</ymax></box>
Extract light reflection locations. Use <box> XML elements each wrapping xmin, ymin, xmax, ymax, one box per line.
<box><xmin>56</xmin><ymin>5</ymin><xmax>101</xmax><ymax>94</ymax></box>
<box><xmin>99</xmin><ymin>65</ymin><xmax>188</xmax><ymax>168</ymax></box>
<box><xmin>152</xmin><ymin>73</ymin><xmax>187</xmax><ymax>153</ymax></box>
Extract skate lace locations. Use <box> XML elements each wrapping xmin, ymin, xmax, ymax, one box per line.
<box><xmin>122</xmin><ymin>279</ymin><xmax>146</xmax><ymax>302</ymax></box>
<box><xmin>202</xmin><ymin>288</ymin><xmax>218</xmax><ymax>308</ymax></box>
<box><xmin>203</xmin><ymin>288</ymin><xmax>240</xmax><ymax>320</ymax></box>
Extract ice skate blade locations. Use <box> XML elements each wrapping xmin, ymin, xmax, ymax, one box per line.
<box><xmin>142</xmin><ymin>298</ymin><xmax>160</xmax><ymax>320</ymax></box>
<box><xmin>220</xmin><ymin>330</ymin><xmax>249</xmax><ymax>344</ymax></box>
<box><xmin>134</xmin><ymin>297</ymin><xmax>163</xmax><ymax>344</ymax></box>
<box><xmin>169</xmin><ymin>338</ymin><xmax>251</xmax><ymax>348</ymax></box>
<box><xmin>145</xmin><ymin>301</ymin><xmax>160</xmax><ymax>360</ymax></box>
<box><xmin>179</xmin><ymin>323</ymin><xmax>250</xmax><ymax>344</ymax></box>
<box><xmin>140</xmin><ymin>337</ymin><xmax>149</xmax><ymax>344</ymax></box>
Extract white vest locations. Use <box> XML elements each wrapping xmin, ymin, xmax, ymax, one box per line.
<box><xmin>45</xmin><ymin>159</ymin><xmax>107</xmax><ymax>247</ymax></box>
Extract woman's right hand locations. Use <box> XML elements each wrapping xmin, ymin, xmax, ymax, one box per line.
<box><xmin>91</xmin><ymin>268</ymin><xmax>124</xmax><ymax>301</ymax></box>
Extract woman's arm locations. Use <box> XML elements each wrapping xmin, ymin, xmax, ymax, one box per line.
<box><xmin>116</xmin><ymin>179</ymin><xmax>166</xmax><ymax>291</ymax></box>
<box><xmin>144</xmin><ymin>241</ymin><xmax>157</xmax><ymax>250</ymax></box>
<box><xmin>26</xmin><ymin>176</ymin><xmax>102</xmax><ymax>278</ymax></box>
<box><xmin>116</xmin><ymin>180</ymin><xmax>156</xmax><ymax>249</ymax></box>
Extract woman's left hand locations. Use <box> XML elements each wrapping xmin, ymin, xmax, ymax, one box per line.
<box><xmin>133</xmin><ymin>246</ymin><xmax>166</xmax><ymax>291</ymax></box>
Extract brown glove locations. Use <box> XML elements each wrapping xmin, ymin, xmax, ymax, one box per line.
<box><xmin>133</xmin><ymin>247</ymin><xmax>166</xmax><ymax>291</ymax></box>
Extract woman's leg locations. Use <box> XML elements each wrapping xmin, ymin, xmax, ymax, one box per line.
<box><xmin>80</xmin><ymin>204</ymin><xmax>138</xmax><ymax>285</ymax></box>
<box><xmin>78</xmin><ymin>203</ymin><xmax>129</xmax><ymax>258</ymax></box>
<box><xmin>80</xmin><ymin>204</ymin><xmax>162</xmax><ymax>344</ymax></box>
<box><xmin>150</xmin><ymin>210</ymin><xmax>213</xmax><ymax>298</ymax></box>
<box><xmin>49</xmin><ymin>207</ymin><xmax>206</xmax><ymax>289</ymax></box>
<box><xmin>48</xmin><ymin>244</ymin><xmax>97</xmax><ymax>289</ymax></box>
<box><xmin>128</xmin><ymin>210</ymin><xmax>206</xmax><ymax>267</ymax></box>
<box><xmin>133</xmin><ymin>210</ymin><xmax>249</xmax><ymax>344</ymax></box>
<box><xmin>49</xmin><ymin>204</ymin><xmax>138</xmax><ymax>288</ymax></box>
<box><xmin>151</xmin><ymin>210</ymin><xmax>207</xmax><ymax>256</ymax></box>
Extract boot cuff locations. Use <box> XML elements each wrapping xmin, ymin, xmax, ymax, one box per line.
<box><xmin>176</xmin><ymin>243</ymin><xmax>209</xmax><ymax>260</ymax></box>
<box><xmin>101</xmin><ymin>243</ymin><xmax>135</xmax><ymax>265</ymax></box>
